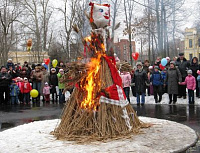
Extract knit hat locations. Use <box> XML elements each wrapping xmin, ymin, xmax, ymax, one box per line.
<box><xmin>24</xmin><ymin>77</ymin><xmax>28</xmax><ymax>80</ymax></box>
<box><xmin>166</xmin><ymin>57</ymin><xmax>170</xmax><ymax>60</ymax></box>
<box><xmin>148</xmin><ymin>66</ymin><xmax>153</xmax><ymax>69</ymax></box>
<box><xmin>197</xmin><ymin>70</ymin><xmax>200</xmax><ymax>75</ymax></box>
<box><xmin>187</xmin><ymin>70</ymin><xmax>192</xmax><ymax>74</ymax></box>
<box><xmin>45</xmin><ymin>82</ymin><xmax>48</xmax><ymax>85</ymax></box>
<box><xmin>154</xmin><ymin>66</ymin><xmax>159</xmax><ymax>69</ymax></box>
<box><xmin>136</xmin><ymin>62</ymin><xmax>142</xmax><ymax>66</ymax></box>
<box><xmin>59</xmin><ymin>69</ymin><xmax>64</xmax><ymax>72</ymax></box>
<box><xmin>51</xmin><ymin>68</ymin><xmax>56</xmax><ymax>71</ymax></box>
<box><xmin>179</xmin><ymin>53</ymin><xmax>184</xmax><ymax>56</ymax></box>
<box><xmin>170</xmin><ymin>61</ymin><xmax>176</xmax><ymax>66</ymax></box>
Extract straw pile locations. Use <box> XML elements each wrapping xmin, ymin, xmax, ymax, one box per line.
<box><xmin>116</xmin><ymin>61</ymin><xmax>133</xmax><ymax>72</ymax></box>
<box><xmin>52</xmin><ymin>24</ymin><xmax>147</xmax><ymax>143</ymax></box>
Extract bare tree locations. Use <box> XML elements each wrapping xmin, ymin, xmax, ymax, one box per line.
<box><xmin>0</xmin><ymin>0</ymin><xmax>22</xmax><ymax>65</ymax></box>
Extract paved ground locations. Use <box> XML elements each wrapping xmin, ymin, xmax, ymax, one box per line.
<box><xmin>0</xmin><ymin>102</ymin><xmax>200</xmax><ymax>152</ymax></box>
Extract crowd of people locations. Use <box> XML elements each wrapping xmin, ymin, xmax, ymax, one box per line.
<box><xmin>120</xmin><ymin>53</ymin><xmax>200</xmax><ymax>106</ymax></box>
<box><xmin>0</xmin><ymin>59</ymin><xmax>68</xmax><ymax>105</ymax></box>
<box><xmin>1</xmin><ymin>52</ymin><xmax>200</xmax><ymax>106</ymax></box>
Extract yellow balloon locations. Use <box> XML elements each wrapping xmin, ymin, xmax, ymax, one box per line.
<box><xmin>52</xmin><ymin>59</ymin><xmax>58</xmax><ymax>68</ymax></box>
<box><xmin>30</xmin><ymin>89</ymin><xmax>39</xmax><ymax>98</ymax></box>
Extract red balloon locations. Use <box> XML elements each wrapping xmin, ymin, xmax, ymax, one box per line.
<box><xmin>44</xmin><ymin>58</ymin><xmax>50</xmax><ymax>65</ymax></box>
<box><xmin>159</xmin><ymin>63</ymin><xmax>165</xmax><ymax>70</ymax></box>
<box><xmin>132</xmin><ymin>52</ymin><xmax>139</xmax><ymax>61</ymax></box>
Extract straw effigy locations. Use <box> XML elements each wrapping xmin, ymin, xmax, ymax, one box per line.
<box><xmin>52</xmin><ymin>3</ymin><xmax>149</xmax><ymax>143</ymax></box>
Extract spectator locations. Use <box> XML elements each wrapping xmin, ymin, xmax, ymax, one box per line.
<box><xmin>197</xmin><ymin>70</ymin><xmax>200</xmax><ymax>98</ymax></box>
<box><xmin>43</xmin><ymin>82</ymin><xmax>51</xmax><ymax>102</ymax></box>
<box><xmin>132</xmin><ymin>62</ymin><xmax>148</xmax><ymax>106</ymax></box>
<box><xmin>120</xmin><ymin>71</ymin><xmax>131</xmax><ymax>103</ymax></box>
<box><xmin>143</xmin><ymin>60</ymin><xmax>150</xmax><ymax>73</ymax></box>
<box><xmin>40</xmin><ymin>66</ymin><xmax>50</xmax><ymax>102</ymax></box>
<box><xmin>161</xmin><ymin>68</ymin><xmax>167</xmax><ymax>94</ymax></box>
<box><xmin>165</xmin><ymin>57</ymin><xmax>171</xmax><ymax>70</ymax></box>
<box><xmin>180</xmin><ymin>70</ymin><xmax>196</xmax><ymax>104</ymax></box>
<box><xmin>10</xmin><ymin>80</ymin><xmax>20</xmax><ymax>105</ymax></box>
<box><xmin>23</xmin><ymin>61</ymin><xmax>32</xmax><ymax>77</ymax></box>
<box><xmin>49</xmin><ymin>68</ymin><xmax>58</xmax><ymax>102</ymax></box>
<box><xmin>6</xmin><ymin>59</ymin><xmax>15</xmax><ymax>70</ymax></box>
<box><xmin>176</xmin><ymin>53</ymin><xmax>190</xmax><ymax>99</ymax></box>
<box><xmin>189</xmin><ymin>57</ymin><xmax>200</xmax><ymax>98</ymax></box>
<box><xmin>30</xmin><ymin>66</ymin><xmax>43</xmax><ymax>102</ymax></box>
<box><xmin>150</xmin><ymin>66</ymin><xmax>163</xmax><ymax>103</ymax></box>
<box><xmin>20</xmin><ymin>67</ymin><xmax>29</xmax><ymax>79</ymax></box>
<box><xmin>57</xmin><ymin>69</ymin><xmax>65</xmax><ymax>103</ymax></box>
<box><xmin>165</xmin><ymin>61</ymin><xmax>182</xmax><ymax>104</ymax></box>
<box><xmin>16</xmin><ymin>77</ymin><xmax>24</xmax><ymax>104</ymax></box>
<box><xmin>147</xmin><ymin>66</ymin><xmax>154</xmax><ymax>96</ymax></box>
<box><xmin>0</xmin><ymin>66</ymin><xmax>12</xmax><ymax>105</ymax></box>
<box><xmin>8</xmin><ymin>66</ymin><xmax>18</xmax><ymax>79</ymax></box>
<box><xmin>22</xmin><ymin>77</ymin><xmax>32</xmax><ymax>105</ymax></box>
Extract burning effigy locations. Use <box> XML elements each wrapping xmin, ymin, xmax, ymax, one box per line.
<box><xmin>53</xmin><ymin>2</ymin><xmax>147</xmax><ymax>142</ymax></box>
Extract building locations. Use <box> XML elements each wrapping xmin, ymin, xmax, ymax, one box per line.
<box><xmin>114</xmin><ymin>39</ymin><xmax>136</xmax><ymax>62</ymax></box>
<box><xmin>184</xmin><ymin>27</ymin><xmax>200</xmax><ymax>60</ymax></box>
<box><xmin>8</xmin><ymin>51</ymin><xmax>49</xmax><ymax>64</ymax></box>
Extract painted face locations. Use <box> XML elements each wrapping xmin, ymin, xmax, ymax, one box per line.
<box><xmin>90</xmin><ymin>3</ymin><xmax>110</xmax><ymax>28</ymax></box>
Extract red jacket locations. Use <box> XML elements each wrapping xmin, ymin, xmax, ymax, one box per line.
<box><xmin>22</xmin><ymin>82</ymin><xmax>32</xmax><ymax>93</ymax></box>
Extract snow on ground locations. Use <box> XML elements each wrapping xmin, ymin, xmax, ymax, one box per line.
<box><xmin>0</xmin><ymin>117</ymin><xmax>198</xmax><ymax>153</ymax></box>
<box><xmin>130</xmin><ymin>93</ymin><xmax>200</xmax><ymax>105</ymax></box>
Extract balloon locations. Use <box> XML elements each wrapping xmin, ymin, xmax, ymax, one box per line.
<box><xmin>44</xmin><ymin>64</ymin><xmax>48</xmax><ymax>70</ymax></box>
<box><xmin>52</xmin><ymin>59</ymin><xmax>58</xmax><ymax>68</ymax></box>
<box><xmin>30</xmin><ymin>89</ymin><xmax>39</xmax><ymax>98</ymax></box>
<box><xmin>161</xmin><ymin>58</ymin><xmax>167</xmax><ymax>66</ymax></box>
<box><xmin>159</xmin><ymin>63</ymin><xmax>165</xmax><ymax>70</ymax></box>
<box><xmin>44</xmin><ymin>58</ymin><xmax>50</xmax><ymax>65</ymax></box>
<box><xmin>132</xmin><ymin>52</ymin><xmax>139</xmax><ymax>61</ymax></box>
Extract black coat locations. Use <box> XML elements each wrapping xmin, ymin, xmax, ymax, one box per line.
<box><xmin>176</xmin><ymin>57</ymin><xmax>190</xmax><ymax>78</ymax></box>
<box><xmin>132</xmin><ymin>69</ymin><xmax>148</xmax><ymax>94</ymax></box>
<box><xmin>189</xmin><ymin>57</ymin><xmax>200</xmax><ymax>78</ymax></box>
<box><xmin>49</xmin><ymin>73</ymin><xmax>58</xmax><ymax>93</ymax></box>
<box><xmin>0</xmin><ymin>72</ymin><xmax>12</xmax><ymax>87</ymax></box>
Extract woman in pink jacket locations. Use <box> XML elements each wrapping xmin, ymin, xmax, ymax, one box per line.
<box><xmin>180</xmin><ymin>70</ymin><xmax>196</xmax><ymax>104</ymax></box>
<box><xmin>120</xmin><ymin>71</ymin><xmax>131</xmax><ymax>103</ymax></box>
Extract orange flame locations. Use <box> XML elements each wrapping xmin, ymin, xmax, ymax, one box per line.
<box><xmin>80</xmin><ymin>53</ymin><xmax>101</xmax><ymax>111</ymax></box>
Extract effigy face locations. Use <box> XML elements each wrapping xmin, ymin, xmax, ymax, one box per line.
<box><xmin>90</xmin><ymin>3</ymin><xmax>110</xmax><ymax>28</ymax></box>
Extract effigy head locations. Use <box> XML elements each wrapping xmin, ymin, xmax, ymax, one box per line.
<box><xmin>89</xmin><ymin>2</ymin><xmax>110</xmax><ymax>29</ymax></box>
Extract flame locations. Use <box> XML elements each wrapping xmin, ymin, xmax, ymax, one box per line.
<box><xmin>80</xmin><ymin>53</ymin><xmax>101</xmax><ymax>111</ymax></box>
<box><xmin>80</xmin><ymin>32</ymin><xmax>106</xmax><ymax>111</ymax></box>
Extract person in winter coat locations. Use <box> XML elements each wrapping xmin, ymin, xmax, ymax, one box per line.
<box><xmin>49</xmin><ymin>68</ymin><xmax>58</xmax><ymax>102</ymax></box>
<box><xmin>161</xmin><ymin>68</ymin><xmax>167</xmax><ymax>94</ymax></box>
<box><xmin>40</xmin><ymin>66</ymin><xmax>50</xmax><ymax>101</ymax></box>
<box><xmin>8</xmin><ymin>66</ymin><xmax>18</xmax><ymax>79</ymax></box>
<box><xmin>16</xmin><ymin>77</ymin><xmax>24</xmax><ymax>104</ymax></box>
<box><xmin>180</xmin><ymin>70</ymin><xmax>196</xmax><ymax>104</ymax></box>
<box><xmin>6</xmin><ymin>59</ymin><xmax>15</xmax><ymax>70</ymax></box>
<box><xmin>165</xmin><ymin>61</ymin><xmax>182</xmax><ymax>104</ymax></box>
<box><xmin>0</xmin><ymin>66</ymin><xmax>12</xmax><ymax>105</ymax></box>
<box><xmin>20</xmin><ymin>67</ymin><xmax>29</xmax><ymax>79</ymax></box>
<box><xmin>132</xmin><ymin>62</ymin><xmax>149</xmax><ymax>106</ymax></box>
<box><xmin>150</xmin><ymin>66</ymin><xmax>163</xmax><ymax>103</ymax></box>
<box><xmin>120</xmin><ymin>71</ymin><xmax>131</xmax><ymax>103</ymax></box>
<box><xmin>22</xmin><ymin>77</ymin><xmax>32</xmax><ymax>104</ymax></box>
<box><xmin>43</xmin><ymin>82</ymin><xmax>51</xmax><ymax>102</ymax></box>
<box><xmin>189</xmin><ymin>57</ymin><xmax>200</xmax><ymax>97</ymax></box>
<box><xmin>176</xmin><ymin>53</ymin><xmax>190</xmax><ymax>99</ymax></box>
<box><xmin>10</xmin><ymin>80</ymin><xmax>20</xmax><ymax>105</ymax></box>
<box><xmin>30</xmin><ymin>66</ymin><xmax>43</xmax><ymax>102</ymax></box>
<box><xmin>197</xmin><ymin>70</ymin><xmax>200</xmax><ymax>98</ymax></box>
<box><xmin>57</xmin><ymin>69</ymin><xmax>65</xmax><ymax>103</ymax></box>
<box><xmin>148</xmin><ymin>66</ymin><xmax>154</xmax><ymax>95</ymax></box>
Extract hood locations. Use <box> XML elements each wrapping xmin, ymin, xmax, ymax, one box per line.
<box><xmin>191</xmin><ymin>57</ymin><xmax>198</xmax><ymax>65</ymax></box>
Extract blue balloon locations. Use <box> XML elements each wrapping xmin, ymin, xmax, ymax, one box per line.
<box><xmin>44</xmin><ymin>64</ymin><xmax>48</xmax><ymax>70</ymax></box>
<box><xmin>161</xmin><ymin>58</ymin><xmax>167</xmax><ymax>66</ymax></box>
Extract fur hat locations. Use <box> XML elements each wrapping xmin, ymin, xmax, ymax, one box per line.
<box><xmin>179</xmin><ymin>53</ymin><xmax>184</xmax><ymax>56</ymax></box>
<box><xmin>197</xmin><ymin>70</ymin><xmax>200</xmax><ymax>75</ymax></box>
<box><xmin>154</xmin><ymin>66</ymin><xmax>159</xmax><ymax>69</ymax></box>
<box><xmin>136</xmin><ymin>62</ymin><xmax>142</xmax><ymax>66</ymax></box>
<box><xmin>187</xmin><ymin>70</ymin><xmax>192</xmax><ymax>74</ymax></box>
<box><xmin>170</xmin><ymin>61</ymin><xmax>176</xmax><ymax>66</ymax></box>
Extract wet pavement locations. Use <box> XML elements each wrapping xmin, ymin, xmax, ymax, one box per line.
<box><xmin>0</xmin><ymin>103</ymin><xmax>199</xmax><ymax>152</ymax></box>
